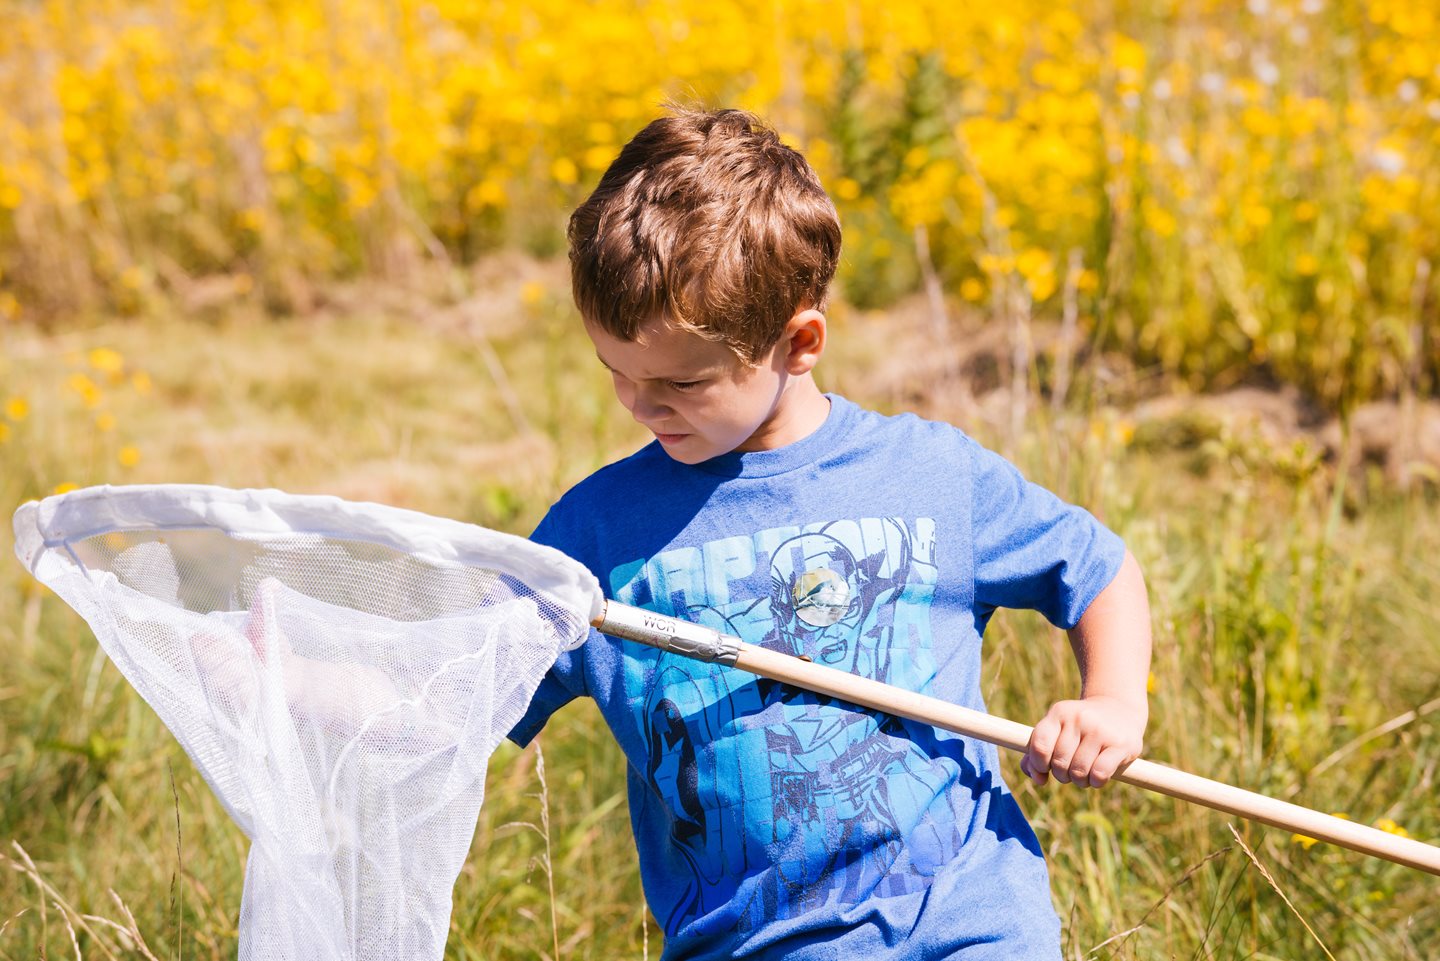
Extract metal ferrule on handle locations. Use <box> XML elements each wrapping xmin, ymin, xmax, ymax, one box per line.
<box><xmin>594</xmin><ymin>601</ymin><xmax>741</xmax><ymax>666</ymax></box>
<box><xmin>593</xmin><ymin>605</ymin><xmax>1440</xmax><ymax>877</ymax></box>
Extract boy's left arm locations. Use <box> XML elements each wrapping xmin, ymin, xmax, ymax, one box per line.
<box><xmin>1021</xmin><ymin>550</ymin><xmax>1152</xmax><ymax>789</ymax></box>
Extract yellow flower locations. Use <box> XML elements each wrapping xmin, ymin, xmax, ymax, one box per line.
<box><xmin>4</xmin><ymin>396</ymin><xmax>28</xmax><ymax>421</ymax></box>
<box><xmin>1028</xmin><ymin>273</ymin><xmax>1057</xmax><ymax>302</ymax></box>
<box><xmin>238</xmin><ymin>208</ymin><xmax>265</xmax><ymax>232</ymax></box>
<box><xmin>977</xmin><ymin>253</ymin><xmax>1014</xmax><ymax>275</ymax></box>
<box><xmin>1142</xmin><ymin>199</ymin><xmax>1178</xmax><ymax>238</ymax></box>
<box><xmin>466</xmin><ymin>179</ymin><xmax>507</xmax><ymax>210</ymax></box>
<box><xmin>1111</xmin><ymin>34</ymin><xmax>1147</xmax><ymax>74</ymax></box>
<box><xmin>1017</xmin><ymin>248</ymin><xmax>1057</xmax><ymax>301</ymax></box>
<box><xmin>1146</xmin><ymin>671</ymin><xmax>1157</xmax><ymax>694</ymax></box>
<box><xmin>520</xmin><ymin>281</ymin><xmax>545</xmax><ymax>306</ymax></box>
<box><xmin>1016</xmin><ymin>247</ymin><xmax>1053</xmax><ymax>280</ymax></box>
<box><xmin>833</xmin><ymin>177</ymin><xmax>861</xmax><ymax>201</ymax></box>
<box><xmin>1291</xmin><ymin>833</ymin><xmax>1319</xmax><ymax>849</ymax></box>
<box><xmin>67</xmin><ymin>373</ymin><xmax>104</xmax><ymax>408</ymax></box>
<box><xmin>89</xmin><ymin>347</ymin><xmax>125</xmax><ymax>373</ymax></box>
<box><xmin>551</xmin><ymin>157</ymin><xmax>579</xmax><ymax>186</ymax></box>
<box><xmin>1243</xmin><ymin>204</ymin><xmax>1273</xmax><ymax>229</ymax></box>
<box><xmin>583</xmin><ymin>144</ymin><xmax>617</xmax><ymax>171</ymax></box>
<box><xmin>53</xmin><ymin>482</ymin><xmax>80</xmax><ymax>495</ymax></box>
<box><xmin>1374</xmin><ymin>818</ymin><xmax>1409</xmax><ymax>838</ymax></box>
<box><xmin>959</xmin><ymin>277</ymin><xmax>986</xmax><ymax>302</ymax></box>
<box><xmin>118</xmin><ymin>445</ymin><xmax>141</xmax><ymax>468</ymax></box>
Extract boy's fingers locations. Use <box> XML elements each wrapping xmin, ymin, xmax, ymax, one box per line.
<box><xmin>1024</xmin><ymin>717</ymin><xmax>1061</xmax><ymax>784</ymax></box>
<box><xmin>1087</xmin><ymin>745</ymin><xmax>1133</xmax><ymax>788</ymax></box>
<box><xmin>1047</xmin><ymin>725</ymin><xmax>1082</xmax><ymax>784</ymax></box>
<box><xmin>1066</xmin><ymin>738</ymin><xmax>1102</xmax><ymax>788</ymax></box>
<box><xmin>1020</xmin><ymin>753</ymin><xmax>1049</xmax><ymax>787</ymax></box>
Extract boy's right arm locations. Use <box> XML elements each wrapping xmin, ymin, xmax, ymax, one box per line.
<box><xmin>968</xmin><ymin>437</ymin><xmax>1149</xmax><ymax>789</ymax></box>
<box><xmin>1019</xmin><ymin>550</ymin><xmax>1151</xmax><ymax>789</ymax></box>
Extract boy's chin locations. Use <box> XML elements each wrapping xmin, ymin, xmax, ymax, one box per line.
<box><xmin>654</xmin><ymin>434</ymin><xmax>725</xmax><ymax>465</ymax></box>
<box><xmin>659</xmin><ymin>446</ymin><xmax>715</xmax><ymax>466</ymax></box>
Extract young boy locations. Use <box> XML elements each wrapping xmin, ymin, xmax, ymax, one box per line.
<box><xmin>507</xmin><ymin>108</ymin><xmax>1152</xmax><ymax>959</ymax></box>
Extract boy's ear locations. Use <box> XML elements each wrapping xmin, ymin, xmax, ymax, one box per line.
<box><xmin>782</xmin><ymin>309</ymin><xmax>827</xmax><ymax>375</ymax></box>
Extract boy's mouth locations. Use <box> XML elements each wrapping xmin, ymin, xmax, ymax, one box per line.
<box><xmin>653</xmin><ymin>431</ymin><xmax>689</xmax><ymax>445</ymax></box>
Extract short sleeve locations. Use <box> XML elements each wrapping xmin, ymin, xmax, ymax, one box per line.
<box><xmin>971</xmin><ymin>441</ymin><xmax>1125</xmax><ymax>630</ymax></box>
<box><xmin>505</xmin><ymin>503</ymin><xmax>593</xmax><ymax>747</ymax></box>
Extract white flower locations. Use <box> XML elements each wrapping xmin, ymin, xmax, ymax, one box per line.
<box><xmin>1372</xmin><ymin>147</ymin><xmax>1405</xmax><ymax>178</ymax></box>
<box><xmin>1165</xmin><ymin>135</ymin><xmax>1191</xmax><ymax>167</ymax></box>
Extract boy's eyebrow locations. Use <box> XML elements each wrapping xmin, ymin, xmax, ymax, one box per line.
<box><xmin>593</xmin><ymin>351</ymin><xmax>722</xmax><ymax>381</ymax></box>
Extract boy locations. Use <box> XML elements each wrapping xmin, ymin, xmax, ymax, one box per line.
<box><xmin>508</xmin><ymin>108</ymin><xmax>1152</xmax><ymax>959</ymax></box>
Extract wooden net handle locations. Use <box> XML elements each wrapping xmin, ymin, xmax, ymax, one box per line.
<box><xmin>732</xmin><ymin>643</ymin><xmax>1440</xmax><ymax>876</ymax></box>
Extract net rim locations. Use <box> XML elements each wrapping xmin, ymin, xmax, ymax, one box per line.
<box><xmin>13</xmin><ymin>483</ymin><xmax>604</xmax><ymax>632</ymax></box>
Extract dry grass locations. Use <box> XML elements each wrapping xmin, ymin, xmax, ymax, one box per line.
<box><xmin>1</xmin><ymin>276</ymin><xmax>1438</xmax><ymax>958</ymax></box>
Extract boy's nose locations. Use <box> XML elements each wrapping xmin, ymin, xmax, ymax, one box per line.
<box><xmin>628</xmin><ymin>384</ymin><xmax>672</xmax><ymax>423</ymax></box>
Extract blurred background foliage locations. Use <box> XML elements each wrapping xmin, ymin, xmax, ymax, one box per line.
<box><xmin>1</xmin><ymin>0</ymin><xmax>1437</xmax><ymax>410</ymax></box>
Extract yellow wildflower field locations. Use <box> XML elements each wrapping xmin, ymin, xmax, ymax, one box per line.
<box><xmin>1</xmin><ymin>0</ymin><xmax>1436</xmax><ymax>406</ymax></box>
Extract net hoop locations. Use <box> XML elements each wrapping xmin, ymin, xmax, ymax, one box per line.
<box><xmin>14</xmin><ymin>483</ymin><xmax>603</xmax><ymax>633</ymax></box>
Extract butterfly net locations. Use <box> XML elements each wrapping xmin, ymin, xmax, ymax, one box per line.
<box><xmin>12</xmin><ymin>485</ymin><xmax>601</xmax><ymax>961</ymax></box>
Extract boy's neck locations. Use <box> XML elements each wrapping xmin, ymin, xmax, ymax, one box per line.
<box><xmin>734</xmin><ymin>377</ymin><xmax>830</xmax><ymax>453</ymax></box>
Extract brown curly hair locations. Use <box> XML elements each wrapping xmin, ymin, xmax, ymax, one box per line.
<box><xmin>567</xmin><ymin>107</ymin><xmax>842</xmax><ymax>363</ymax></box>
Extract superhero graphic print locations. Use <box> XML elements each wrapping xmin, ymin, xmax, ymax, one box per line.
<box><xmin>609</xmin><ymin>517</ymin><xmax>976</xmax><ymax>934</ymax></box>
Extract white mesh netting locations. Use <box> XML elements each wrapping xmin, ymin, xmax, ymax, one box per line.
<box><xmin>12</xmin><ymin>485</ymin><xmax>602</xmax><ymax>961</ymax></box>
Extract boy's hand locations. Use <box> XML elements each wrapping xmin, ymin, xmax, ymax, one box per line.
<box><xmin>1020</xmin><ymin>694</ymin><xmax>1146</xmax><ymax>789</ymax></box>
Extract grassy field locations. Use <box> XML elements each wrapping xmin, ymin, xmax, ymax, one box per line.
<box><xmin>1</xmin><ymin>274</ymin><xmax>1437</xmax><ymax>959</ymax></box>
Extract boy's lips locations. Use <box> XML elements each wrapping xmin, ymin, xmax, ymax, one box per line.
<box><xmin>652</xmin><ymin>431</ymin><xmax>689</xmax><ymax>444</ymax></box>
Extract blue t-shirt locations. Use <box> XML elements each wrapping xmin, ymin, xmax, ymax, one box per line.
<box><xmin>509</xmin><ymin>395</ymin><xmax>1125</xmax><ymax>959</ymax></box>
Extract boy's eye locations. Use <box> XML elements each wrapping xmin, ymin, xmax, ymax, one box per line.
<box><xmin>666</xmin><ymin>380</ymin><xmax>702</xmax><ymax>392</ymax></box>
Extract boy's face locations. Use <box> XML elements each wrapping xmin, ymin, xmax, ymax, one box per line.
<box><xmin>586</xmin><ymin>316</ymin><xmax>804</xmax><ymax>465</ymax></box>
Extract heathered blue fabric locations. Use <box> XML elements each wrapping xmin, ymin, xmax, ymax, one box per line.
<box><xmin>509</xmin><ymin>395</ymin><xmax>1126</xmax><ymax>959</ymax></box>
